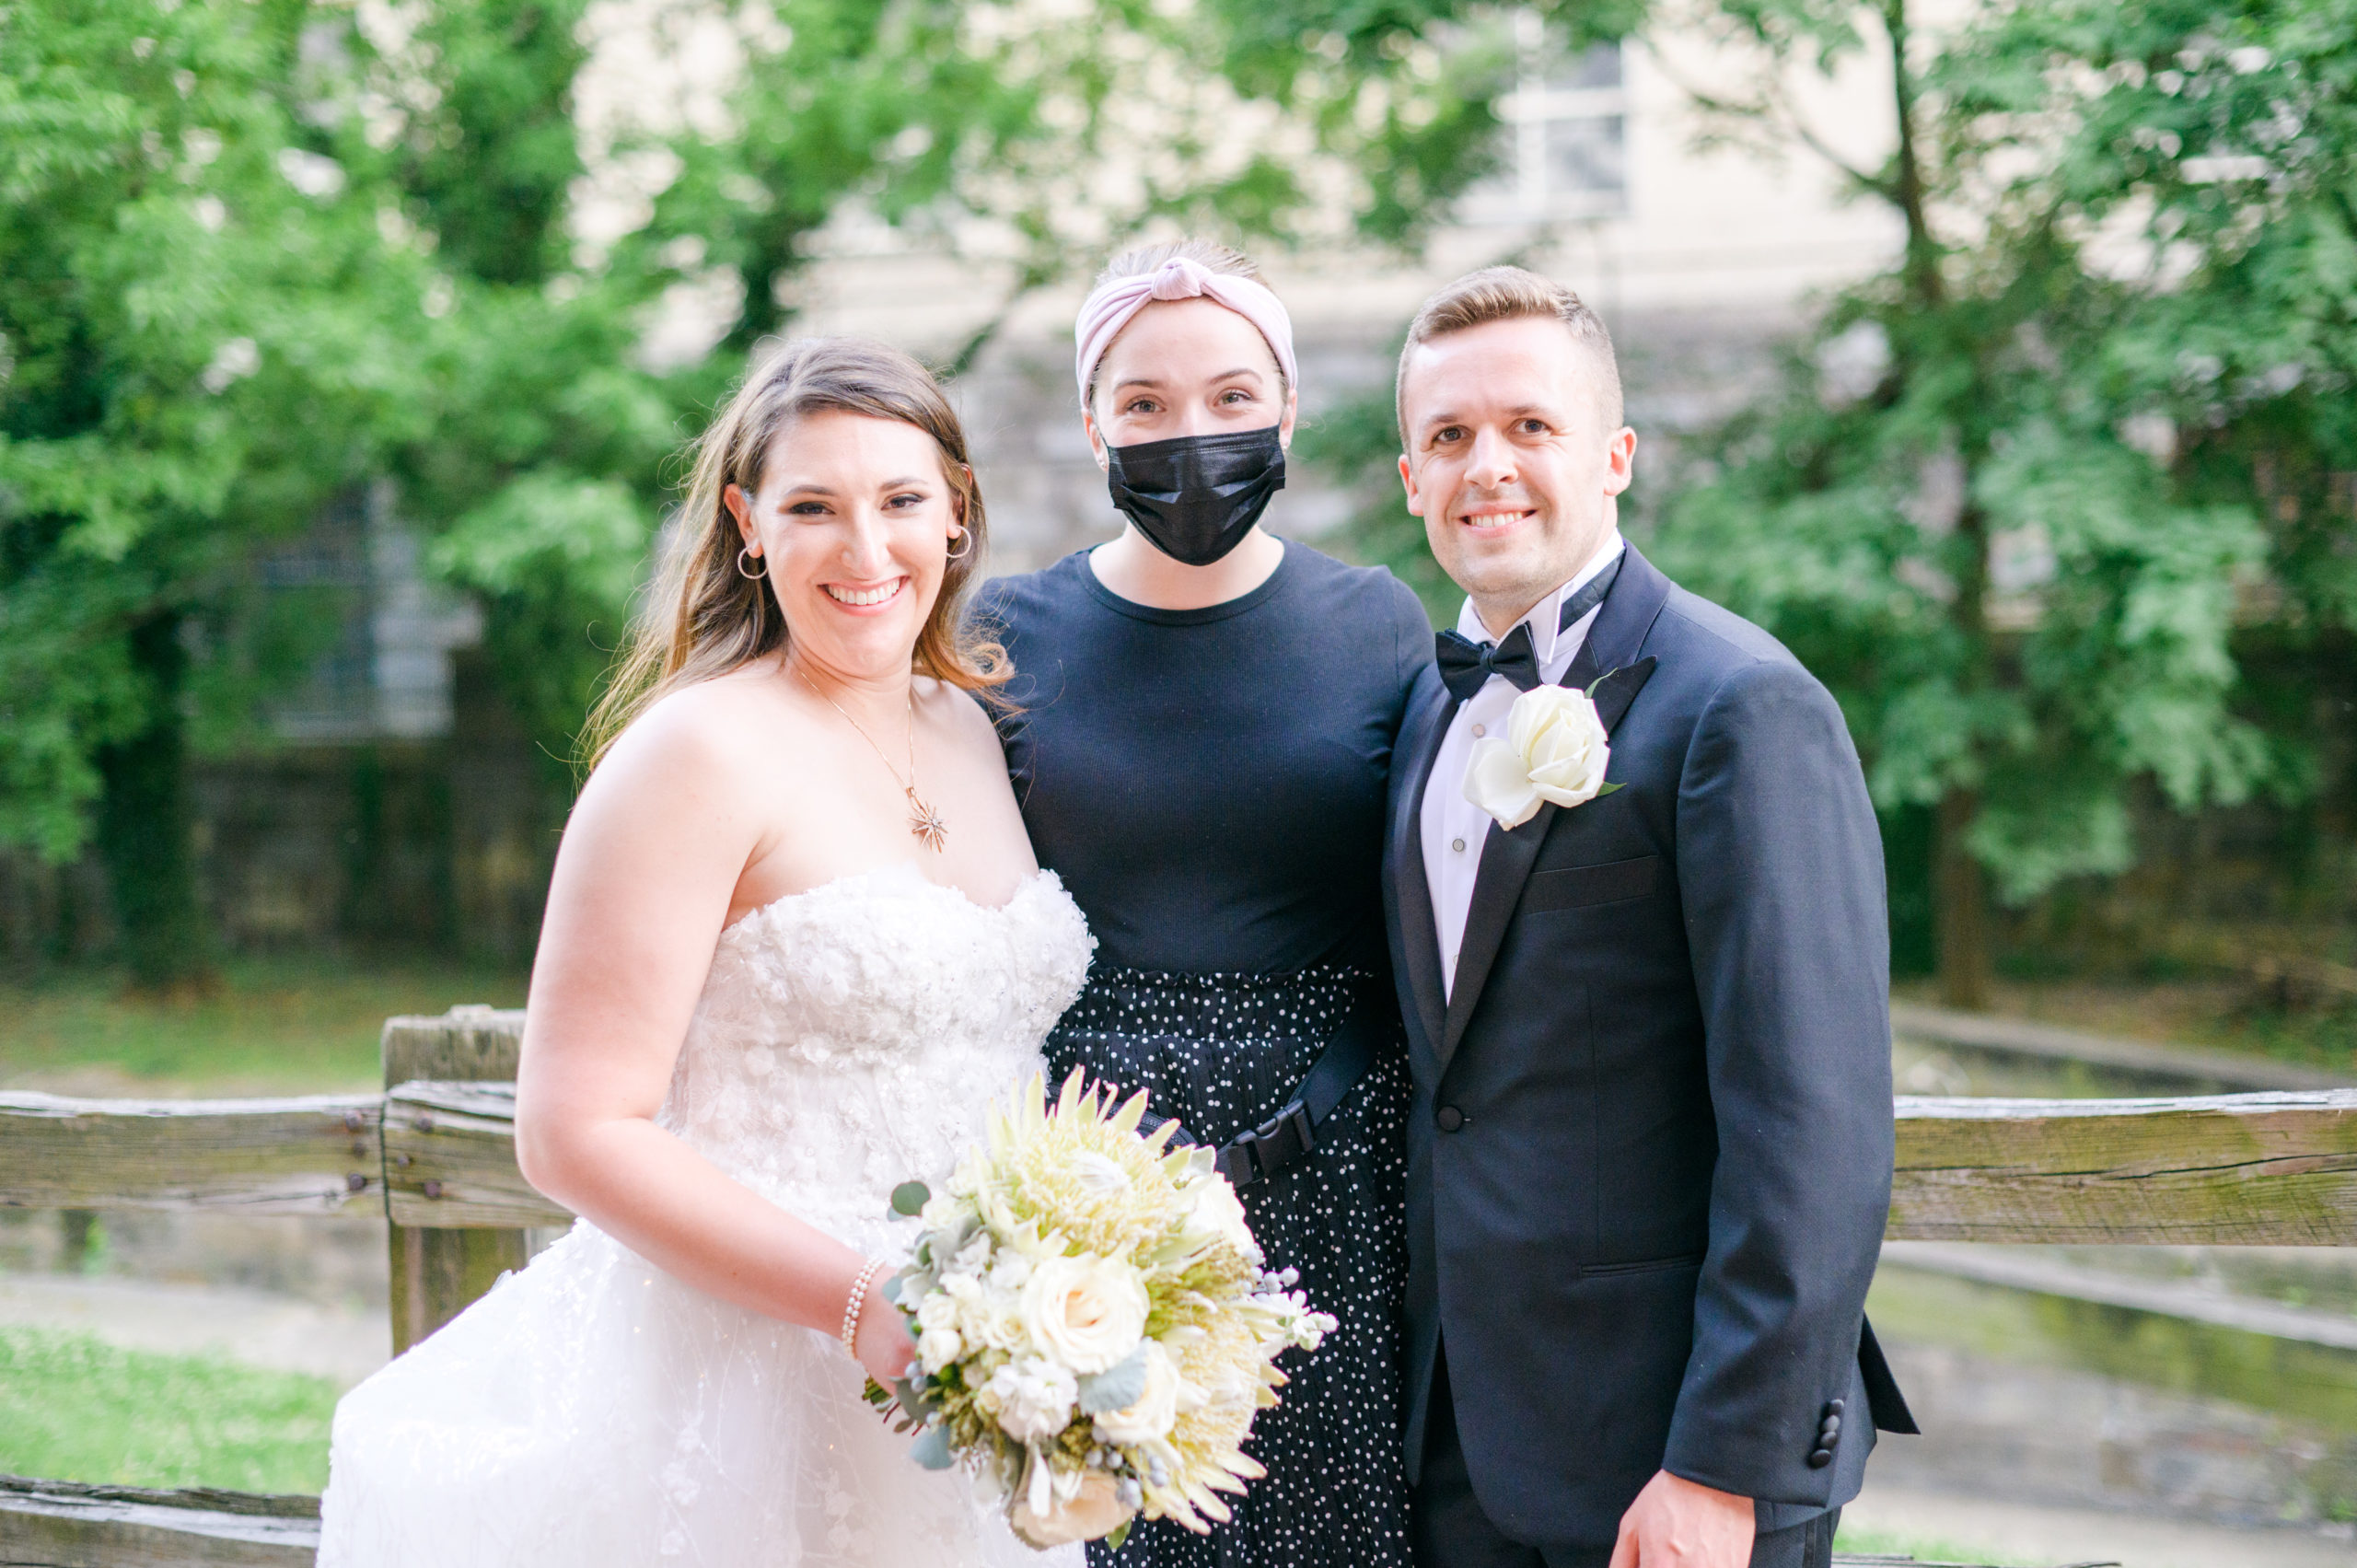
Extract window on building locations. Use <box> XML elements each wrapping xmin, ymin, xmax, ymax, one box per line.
<box><xmin>1460</xmin><ymin>17</ymin><xmax>1627</xmax><ymax>225</ymax></box>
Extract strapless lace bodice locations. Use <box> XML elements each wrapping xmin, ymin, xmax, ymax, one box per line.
<box><xmin>660</xmin><ymin>865</ymin><xmax>1093</xmax><ymax>1248</ymax></box>
<box><xmin>320</xmin><ymin>865</ymin><xmax>1094</xmax><ymax>1567</ymax></box>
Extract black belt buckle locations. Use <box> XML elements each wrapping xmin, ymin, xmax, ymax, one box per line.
<box><xmin>1219</xmin><ymin>1098</ymin><xmax>1315</xmax><ymax>1189</ymax></box>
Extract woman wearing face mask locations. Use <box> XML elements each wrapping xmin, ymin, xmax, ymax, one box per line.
<box><xmin>982</xmin><ymin>240</ymin><xmax>1430</xmax><ymax>1568</ymax></box>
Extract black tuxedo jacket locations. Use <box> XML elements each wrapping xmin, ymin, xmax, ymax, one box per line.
<box><xmin>1382</xmin><ymin>544</ymin><xmax>1914</xmax><ymax>1549</ymax></box>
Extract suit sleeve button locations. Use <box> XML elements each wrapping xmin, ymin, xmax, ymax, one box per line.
<box><xmin>1435</xmin><ymin>1106</ymin><xmax>1465</xmax><ymax>1132</ymax></box>
<box><xmin>1827</xmin><ymin>1400</ymin><xmax>1845</xmax><ymax>1417</ymax></box>
<box><xmin>1806</xmin><ymin>1449</ymin><xmax>1833</xmax><ymax>1469</ymax></box>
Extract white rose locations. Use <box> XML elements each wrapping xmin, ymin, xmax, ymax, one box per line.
<box><xmin>985</xmin><ymin>1354</ymin><xmax>1079</xmax><ymax>1442</ymax></box>
<box><xmin>1010</xmin><ymin>1469</ymin><xmax>1136</xmax><ymax>1548</ymax></box>
<box><xmin>1515</xmin><ymin>684</ymin><xmax>1612</xmax><ymax>806</ymax></box>
<box><xmin>1463</xmin><ymin>685</ymin><xmax>1614</xmax><ymax>830</ymax></box>
<box><xmin>1022</xmin><ymin>1255</ymin><xmax>1149</xmax><ymax>1375</ymax></box>
<box><xmin>1092</xmin><ymin>1342</ymin><xmax>1183</xmax><ymax>1445</ymax></box>
<box><xmin>917</xmin><ymin>1326</ymin><xmax>963</xmax><ymax>1370</ymax></box>
<box><xmin>972</xmin><ymin>1283</ymin><xmax>1027</xmax><ymax>1353</ymax></box>
<box><xmin>917</xmin><ymin>1290</ymin><xmax>961</xmax><ymax>1334</ymax></box>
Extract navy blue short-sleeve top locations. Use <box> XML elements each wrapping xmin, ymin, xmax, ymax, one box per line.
<box><xmin>978</xmin><ymin>540</ymin><xmax>1434</xmax><ymax>975</ymax></box>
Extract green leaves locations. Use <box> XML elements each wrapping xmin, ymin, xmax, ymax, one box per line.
<box><xmin>891</xmin><ymin>1180</ymin><xmax>934</xmax><ymax>1218</ymax></box>
<box><xmin>1642</xmin><ymin>0</ymin><xmax>2357</xmax><ymax>940</ymax></box>
<box><xmin>0</xmin><ymin>0</ymin><xmax>431</xmax><ymax>865</ymax></box>
<box><xmin>4</xmin><ymin>0</ymin><xmax>1649</xmax><ymax>897</ymax></box>
<box><xmin>432</xmin><ymin>472</ymin><xmax>650</xmax><ymax>612</ymax></box>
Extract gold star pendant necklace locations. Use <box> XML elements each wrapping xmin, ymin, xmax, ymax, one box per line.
<box><xmin>795</xmin><ymin>664</ymin><xmax>948</xmax><ymax>853</ymax></box>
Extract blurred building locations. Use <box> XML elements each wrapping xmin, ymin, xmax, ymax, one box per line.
<box><xmin>789</xmin><ymin>22</ymin><xmax>1903</xmax><ymax>575</ymax></box>
<box><xmin>0</xmin><ymin>486</ymin><xmax>542</xmax><ymax>968</ymax></box>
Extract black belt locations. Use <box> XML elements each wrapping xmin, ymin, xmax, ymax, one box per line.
<box><xmin>1148</xmin><ymin>981</ymin><xmax>1388</xmax><ymax>1191</ymax></box>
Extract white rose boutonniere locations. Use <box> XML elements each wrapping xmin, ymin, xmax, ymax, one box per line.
<box><xmin>1462</xmin><ymin>680</ymin><xmax>1624</xmax><ymax>831</ymax></box>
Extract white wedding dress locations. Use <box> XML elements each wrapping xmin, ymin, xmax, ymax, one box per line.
<box><xmin>319</xmin><ymin>865</ymin><xmax>1093</xmax><ymax>1566</ymax></box>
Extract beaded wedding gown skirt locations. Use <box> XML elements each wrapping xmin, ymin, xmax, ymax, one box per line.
<box><xmin>318</xmin><ymin>866</ymin><xmax>1094</xmax><ymax>1566</ymax></box>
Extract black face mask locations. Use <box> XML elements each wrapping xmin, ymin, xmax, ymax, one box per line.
<box><xmin>1103</xmin><ymin>425</ymin><xmax>1286</xmax><ymax>567</ymax></box>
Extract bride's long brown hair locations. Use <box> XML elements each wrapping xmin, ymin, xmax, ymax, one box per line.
<box><xmin>583</xmin><ymin>337</ymin><xmax>1007</xmax><ymax>768</ymax></box>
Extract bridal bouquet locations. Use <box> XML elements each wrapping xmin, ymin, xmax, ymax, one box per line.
<box><xmin>869</xmin><ymin>1070</ymin><xmax>1334</xmax><ymax>1550</ymax></box>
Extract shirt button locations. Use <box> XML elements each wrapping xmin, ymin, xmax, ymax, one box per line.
<box><xmin>1451</xmin><ymin>838</ymin><xmax>1466</xmax><ymax>853</ymax></box>
<box><xmin>1471</xmin><ymin>724</ymin><xmax>1487</xmax><ymax>738</ymax></box>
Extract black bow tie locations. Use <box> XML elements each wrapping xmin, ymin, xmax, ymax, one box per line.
<box><xmin>1433</xmin><ymin>553</ymin><xmax>1624</xmax><ymax>703</ymax></box>
<box><xmin>1435</xmin><ymin>622</ymin><xmax>1539</xmax><ymax>702</ymax></box>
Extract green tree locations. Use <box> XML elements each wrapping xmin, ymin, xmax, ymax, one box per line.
<box><xmin>1967</xmin><ymin>0</ymin><xmax>2357</xmax><ymax>922</ymax></box>
<box><xmin>667</xmin><ymin>0</ymin><xmax>1609</xmax><ymax>367</ymax></box>
<box><xmin>365</xmin><ymin>0</ymin><xmax>691</xmax><ymax>784</ymax></box>
<box><xmin>1303</xmin><ymin>0</ymin><xmax>2352</xmax><ymax>1005</ymax></box>
<box><xmin>1651</xmin><ymin>0</ymin><xmax>2301</xmax><ymax>1005</ymax></box>
<box><xmin>0</xmin><ymin>0</ymin><xmax>433</xmax><ymax>988</ymax></box>
<box><xmin>3</xmin><ymin>0</ymin><xmax>1656</xmax><ymax>981</ymax></box>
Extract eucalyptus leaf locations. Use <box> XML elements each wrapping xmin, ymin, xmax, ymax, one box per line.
<box><xmin>1077</xmin><ymin>1344</ymin><xmax>1150</xmax><ymax>1414</ymax></box>
<box><xmin>891</xmin><ymin>1181</ymin><xmax>932</xmax><ymax>1217</ymax></box>
<box><xmin>889</xmin><ymin>1372</ymin><xmax>940</xmax><ymax>1419</ymax></box>
<box><xmin>909</xmin><ymin>1423</ymin><xmax>955</xmax><ymax>1470</ymax></box>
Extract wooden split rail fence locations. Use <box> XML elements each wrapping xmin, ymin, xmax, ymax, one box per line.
<box><xmin>11</xmin><ymin>1003</ymin><xmax>2347</xmax><ymax>1563</ymax></box>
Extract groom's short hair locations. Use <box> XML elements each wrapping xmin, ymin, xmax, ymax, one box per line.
<box><xmin>1395</xmin><ymin>266</ymin><xmax>1623</xmax><ymax>439</ymax></box>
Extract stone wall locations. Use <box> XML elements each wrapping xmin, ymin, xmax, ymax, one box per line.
<box><xmin>0</xmin><ymin>652</ymin><xmax>561</xmax><ymax>970</ymax></box>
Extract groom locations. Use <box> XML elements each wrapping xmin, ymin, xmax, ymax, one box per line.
<box><xmin>1381</xmin><ymin>267</ymin><xmax>1915</xmax><ymax>1568</ymax></box>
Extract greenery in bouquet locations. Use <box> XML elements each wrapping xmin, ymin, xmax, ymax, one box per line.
<box><xmin>868</xmin><ymin>1071</ymin><xmax>1333</xmax><ymax>1550</ymax></box>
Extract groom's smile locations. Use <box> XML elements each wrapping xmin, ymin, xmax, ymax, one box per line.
<box><xmin>1454</xmin><ymin>497</ymin><xmax>1538</xmax><ymax>533</ymax></box>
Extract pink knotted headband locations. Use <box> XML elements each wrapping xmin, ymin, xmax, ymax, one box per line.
<box><xmin>1072</xmin><ymin>256</ymin><xmax>1299</xmax><ymax>408</ymax></box>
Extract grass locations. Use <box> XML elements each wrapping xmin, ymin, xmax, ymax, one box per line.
<box><xmin>0</xmin><ymin>1326</ymin><xmax>334</xmax><ymax>1493</ymax></box>
<box><xmin>1832</xmin><ymin>1520</ymin><xmax>2031</xmax><ymax>1565</ymax></box>
<box><xmin>0</xmin><ymin>954</ymin><xmax>527</xmax><ymax>1095</ymax></box>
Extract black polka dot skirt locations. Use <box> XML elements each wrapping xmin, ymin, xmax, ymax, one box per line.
<box><xmin>1046</xmin><ymin>964</ymin><xmax>1412</xmax><ymax>1568</ymax></box>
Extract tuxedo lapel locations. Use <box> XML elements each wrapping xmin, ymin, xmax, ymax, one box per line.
<box><xmin>1437</xmin><ymin>545</ymin><xmax>1676</xmax><ymax>1067</ymax></box>
<box><xmin>1585</xmin><ymin>656</ymin><xmax>1658</xmax><ymax>732</ymax></box>
<box><xmin>1390</xmin><ymin>673</ymin><xmax>1455</xmax><ymax>1057</ymax></box>
<box><xmin>1439</xmin><ymin>802</ymin><xmax>1551</xmax><ymax>1067</ymax></box>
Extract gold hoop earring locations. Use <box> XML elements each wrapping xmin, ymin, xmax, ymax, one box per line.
<box><xmin>737</xmin><ymin>546</ymin><xmax>767</xmax><ymax>580</ymax></box>
<box><xmin>946</xmin><ymin>528</ymin><xmax>975</xmax><ymax>563</ymax></box>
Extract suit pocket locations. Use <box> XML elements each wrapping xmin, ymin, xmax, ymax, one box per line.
<box><xmin>1522</xmin><ymin>854</ymin><xmax>1660</xmax><ymax>913</ymax></box>
<box><xmin>1580</xmin><ymin>1251</ymin><xmax>1705</xmax><ymax>1279</ymax></box>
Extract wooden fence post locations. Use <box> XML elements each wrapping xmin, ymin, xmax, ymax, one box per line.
<box><xmin>380</xmin><ymin>1005</ymin><xmax>532</xmax><ymax>1354</ymax></box>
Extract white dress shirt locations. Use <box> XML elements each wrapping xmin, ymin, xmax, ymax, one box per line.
<box><xmin>1421</xmin><ymin>531</ymin><xmax>1625</xmax><ymax>997</ymax></box>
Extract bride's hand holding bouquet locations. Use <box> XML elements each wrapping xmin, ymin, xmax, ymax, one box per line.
<box><xmin>870</xmin><ymin>1071</ymin><xmax>1334</xmax><ymax>1550</ymax></box>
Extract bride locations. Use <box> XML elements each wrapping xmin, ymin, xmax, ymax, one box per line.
<box><xmin>319</xmin><ymin>337</ymin><xmax>1093</xmax><ymax>1565</ymax></box>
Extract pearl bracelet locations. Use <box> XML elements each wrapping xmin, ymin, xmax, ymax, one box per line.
<box><xmin>840</xmin><ymin>1259</ymin><xmax>886</xmax><ymax>1358</ymax></box>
